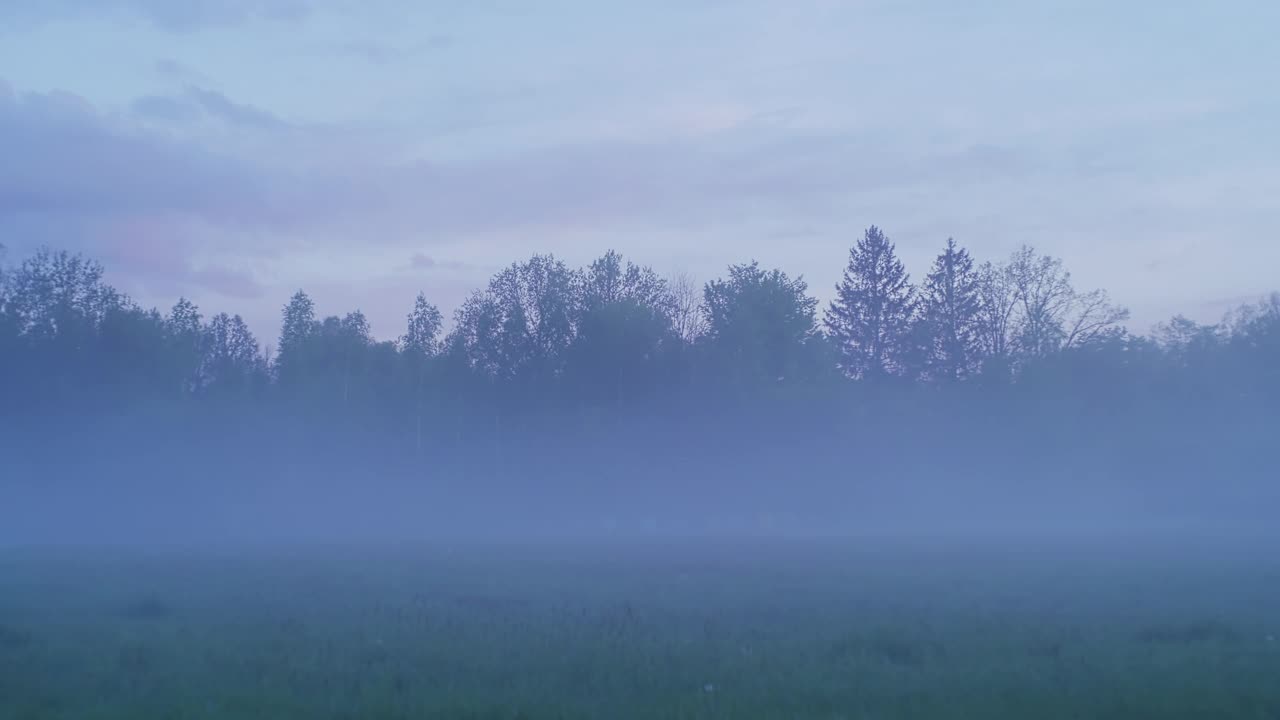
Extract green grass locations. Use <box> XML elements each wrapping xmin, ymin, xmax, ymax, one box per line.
<box><xmin>2</xmin><ymin>539</ymin><xmax>1279</xmax><ymax>719</ymax></box>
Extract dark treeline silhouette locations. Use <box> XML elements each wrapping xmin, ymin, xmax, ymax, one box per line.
<box><xmin>1</xmin><ymin>231</ymin><xmax>1277</xmax><ymax>542</ymax></box>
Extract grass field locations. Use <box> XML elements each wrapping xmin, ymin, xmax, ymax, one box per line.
<box><xmin>2</xmin><ymin>537</ymin><xmax>1279</xmax><ymax>719</ymax></box>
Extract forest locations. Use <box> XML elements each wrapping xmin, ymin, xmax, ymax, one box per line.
<box><xmin>1</xmin><ymin>229</ymin><xmax>1277</xmax><ymax>539</ymax></box>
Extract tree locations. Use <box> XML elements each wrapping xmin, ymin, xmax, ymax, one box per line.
<box><xmin>975</xmin><ymin>260</ymin><xmax>1018</xmax><ymax>370</ymax></box>
<box><xmin>335</xmin><ymin>310</ymin><xmax>372</xmax><ymax>405</ymax></box>
<box><xmin>276</xmin><ymin>290</ymin><xmax>318</xmax><ymax>386</ymax></box>
<box><xmin>1224</xmin><ymin>293</ymin><xmax>1280</xmax><ymax>399</ymax></box>
<box><xmin>1004</xmin><ymin>245</ymin><xmax>1129</xmax><ymax>359</ymax></box>
<box><xmin>402</xmin><ymin>292</ymin><xmax>444</xmax><ymax>455</ymax></box>
<box><xmin>1225</xmin><ymin>292</ymin><xmax>1280</xmax><ymax>344</ymax></box>
<box><xmin>1062</xmin><ymin>288</ymin><xmax>1129</xmax><ymax>349</ymax></box>
<box><xmin>704</xmin><ymin>261</ymin><xmax>819</xmax><ymax>383</ymax></box>
<box><xmin>1154</xmin><ymin>315</ymin><xmax>1221</xmax><ymax>366</ymax></box>
<box><xmin>825</xmin><ymin>226</ymin><xmax>917</xmax><ymax>379</ymax></box>
<box><xmin>1007</xmin><ymin>246</ymin><xmax>1073</xmax><ymax>357</ymax></box>
<box><xmin>568</xmin><ymin>252</ymin><xmax>677</xmax><ymax>406</ymax></box>
<box><xmin>3</xmin><ymin>248</ymin><xmax>124</xmax><ymax>343</ymax></box>
<box><xmin>448</xmin><ymin>254</ymin><xmax>579</xmax><ymax>385</ymax></box>
<box><xmin>668</xmin><ymin>271</ymin><xmax>707</xmax><ymax>345</ymax></box>
<box><xmin>96</xmin><ymin>305</ymin><xmax>169</xmax><ymax>400</ymax></box>
<box><xmin>402</xmin><ymin>293</ymin><xmax>444</xmax><ymax>358</ymax></box>
<box><xmin>578</xmin><ymin>250</ymin><xmax>673</xmax><ymax>319</ymax></box>
<box><xmin>0</xmin><ymin>249</ymin><xmax>129</xmax><ymax>405</ymax></box>
<box><xmin>165</xmin><ymin>298</ymin><xmax>205</xmax><ymax>395</ymax></box>
<box><xmin>567</xmin><ymin>298</ymin><xmax>675</xmax><ymax>407</ymax></box>
<box><xmin>974</xmin><ymin>247</ymin><xmax>1129</xmax><ymax>377</ymax></box>
<box><xmin>917</xmin><ymin>239</ymin><xmax>984</xmax><ymax>381</ymax></box>
<box><xmin>202</xmin><ymin>313</ymin><xmax>263</xmax><ymax>392</ymax></box>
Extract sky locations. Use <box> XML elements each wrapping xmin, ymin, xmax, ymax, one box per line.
<box><xmin>2</xmin><ymin>0</ymin><xmax>1278</xmax><ymax>343</ymax></box>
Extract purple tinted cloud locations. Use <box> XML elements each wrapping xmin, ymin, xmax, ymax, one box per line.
<box><xmin>186</xmin><ymin>87</ymin><xmax>288</xmax><ymax>129</ymax></box>
<box><xmin>1</xmin><ymin>88</ymin><xmax>248</xmax><ymax>219</ymax></box>
<box><xmin>134</xmin><ymin>87</ymin><xmax>288</xmax><ymax>130</ymax></box>
<box><xmin>4</xmin><ymin>80</ymin><xmax>1063</xmax><ymax>250</ymax></box>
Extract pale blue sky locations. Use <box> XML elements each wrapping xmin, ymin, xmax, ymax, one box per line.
<box><xmin>2</xmin><ymin>0</ymin><xmax>1277</xmax><ymax>341</ymax></box>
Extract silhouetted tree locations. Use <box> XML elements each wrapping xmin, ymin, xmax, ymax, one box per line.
<box><xmin>403</xmin><ymin>293</ymin><xmax>444</xmax><ymax>358</ymax></box>
<box><xmin>825</xmin><ymin>226</ymin><xmax>917</xmax><ymax>379</ymax></box>
<box><xmin>165</xmin><ymin>298</ymin><xmax>205</xmax><ymax>395</ymax></box>
<box><xmin>449</xmin><ymin>254</ymin><xmax>579</xmax><ymax>387</ymax></box>
<box><xmin>567</xmin><ymin>298</ymin><xmax>676</xmax><ymax>407</ymax></box>
<box><xmin>202</xmin><ymin>313</ymin><xmax>264</xmax><ymax>393</ymax></box>
<box><xmin>975</xmin><ymin>259</ymin><xmax>1018</xmax><ymax>371</ymax></box>
<box><xmin>402</xmin><ymin>292</ymin><xmax>444</xmax><ymax>455</ymax></box>
<box><xmin>96</xmin><ymin>305</ymin><xmax>169</xmax><ymax>400</ymax></box>
<box><xmin>1004</xmin><ymin>245</ymin><xmax>1128</xmax><ymax>359</ymax></box>
<box><xmin>0</xmin><ymin>249</ymin><xmax>129</xmax><ymax>406</ymax></box>
<box><xmin>704</xmin><ymin>261</ymin><xmax>819</xmax><ymax>384</ymax></box>
<box><xmin>668</xmin><ymin>271</ymin><xmax>707</xmax><ymax>345</ymax></box>
<box><xmin>334</xmin><ymin>310</ymin><xmax>373</xmax><ymax>405</ymax></box>
<box><xmin>4</xmin><ymin>248</ymin><xmax>124</xmax><ymax>343</ymax></box>
<box><xmin>1224</xmin><ymin>292</ymin><xmax>1280</xmax><ymax>401</ymax></box>
<box><xmin>276</xmin><ymin>290</ymin><xmax>318</xmax><ymax>387</ymax></box>
<box><xmin>578</xmin><ymin>250</ymin><xmax>673</xmax><ymax>319</ymax></box>
<box><xmin>568</xmin><ymin>252</ymin><xmax>677</xmax><ymax>407</ymax></box>
<box><xmin>917</xmin><ymin>239</ymin><xmax>984</xmax><ymax>381</ymax></box>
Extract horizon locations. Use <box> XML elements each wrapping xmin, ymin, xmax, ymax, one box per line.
<box><xmin>3</xmin><ymin>239</ymin><xmax>1277</xmax><ymax>350</ymax></box>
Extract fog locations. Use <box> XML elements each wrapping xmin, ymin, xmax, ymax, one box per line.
<box><xmin>4</xmin><ymin>377</ymin><xmax>1277</xmax><ymax>548</ymax></box>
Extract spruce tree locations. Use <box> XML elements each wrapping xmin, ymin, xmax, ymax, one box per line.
<box><xmin>918</xmin><ymin>239</ymin><xmax>983</xmax><ymax>381</ymax></box>
<box><xmin>824</xmin><ymin>226</ymin><xmax>916</xmax><ymax>379</ymax></box>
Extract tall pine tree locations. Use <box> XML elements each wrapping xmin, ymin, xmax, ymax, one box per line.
<box><xmin>276</xmin><ymin>290</ymin><xmax>318</xmax><ymax>387</ymax></box>
<box><xmin>825</xmin><ymin>226</ymin><xmax>916</xmax><ymax>379</ymax></box>
<box><xmin>918</xmin><ymin>239</ymin><xmax>983</xmax><ymax>381</ymax></box>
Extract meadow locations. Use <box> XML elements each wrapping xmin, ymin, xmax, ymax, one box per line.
<box><xmin>2</xmin><ymin>537</ymin><xmax>1279</xmax><ymax>719</ymax></box>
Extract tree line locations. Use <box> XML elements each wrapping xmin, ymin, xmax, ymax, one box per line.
<box><xmin>1</xmin><ymin>230</ymin><xmax>1277</xmax><ymax>532</ymax></box>
<box><xmin>3</xmin><ymin>229</ymin><xmax>1273</xmax><ymax>413</ymax></box>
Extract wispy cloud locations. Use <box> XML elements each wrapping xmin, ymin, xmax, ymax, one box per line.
<box><xmin>133</xmin><ymin>86</ymin><xmax>287</xmax><ymax>129</ymax></box>
<box><xmin>0</xmin><ymin>0</ymin><xmax>312</xmax><ymax>32</ymax></box>
<box><xmin>407</xmin><ymin>253</ymin><xmax>473</xmax><ymax>272</ymax></box>
<box><xmin>188</xmin><ymin>87</ymin><xmax>288</xmax><ymax>129</ymax></box>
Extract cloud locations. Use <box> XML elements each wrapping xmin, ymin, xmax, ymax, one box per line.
<box><xmin>133</xmin><ymin>86</ymin><xmax>287</xmax><ymax>129</ymax></box>
<box><xmin>0</xmin><ymin>86</ymin><xmax>271</xmax><ymax>225</ymax></box>
<box><xmin>1</xmin><ymin>81</ymin><xmax>1066</xmax><ymax>252</ymax></box>
<box><xmin>132</xmin><ymin>94</ymin><xmax>200</xmax><ymax>124</ymax></box>
<box><xmin>407</xmin><ymin>253</ymin><xmax>471</xmax><ymax>272</ymax></box>
<box><xmin>187</xmin><ymin>87</ymin><xmax>288</xmax><ymax>129</ymax></box>
<box><xmin>409</xmin><ymin>253</ymin><xmax>438</xmax><ymax>269</ymax></box>
<box><xmin>0</xmin><ymin>0</ymin><xmax>312</xmax><ymax>32</ymax></box>
<box><xmin>0</xmin><ymin>84</ymin><xmax>287</xmax><ymax>310</ymax></box>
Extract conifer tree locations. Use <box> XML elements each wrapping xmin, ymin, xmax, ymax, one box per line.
<box><xmin>918</xmin><ymin>239</ymin><xmax>983</xmax><ymax>381</ymax></box>
<box><xmin>825</xmin><ymin>226</ymin><xmax>916</xmax><ymax>379</ymax></box>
